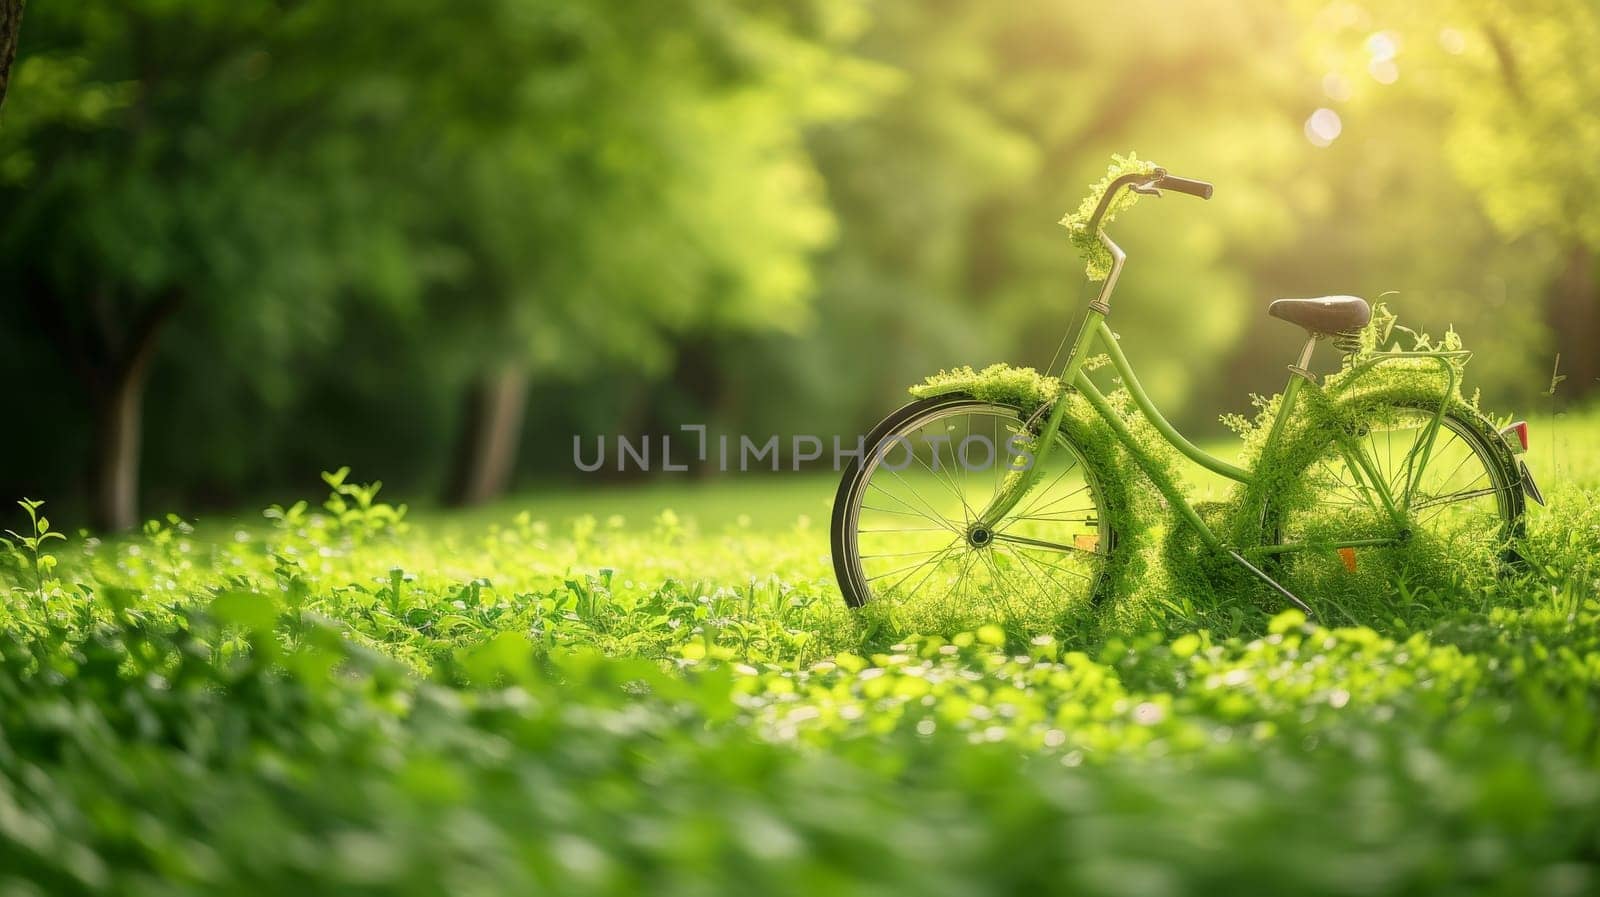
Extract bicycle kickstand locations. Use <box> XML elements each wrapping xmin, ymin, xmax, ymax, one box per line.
<box><xmin>1225</xmin><ymin>549</ymin><xmax>1315</xmax><ymax>618</ymax></box>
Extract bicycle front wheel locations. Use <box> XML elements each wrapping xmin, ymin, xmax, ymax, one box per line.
<box><xmin>830</xmin><ymin>395</ymin><xmax>1116</xmax><ymax>631</ymax></box>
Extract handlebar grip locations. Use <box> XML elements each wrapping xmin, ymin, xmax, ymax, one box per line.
<box><xmin>1156</xmin><ymin>175</ymin><xmax>1213</xmax><ymax>200</ymax></box>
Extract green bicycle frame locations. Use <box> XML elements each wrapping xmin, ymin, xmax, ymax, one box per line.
<box><xmin>975</xmin><ymin>308</ymin><xmax>1271</xmax><ymax>551</ymax></box>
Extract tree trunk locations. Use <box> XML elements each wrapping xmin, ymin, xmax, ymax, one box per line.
<box><xmin>91</xmin><ymin>358</ymin><xmax>152</xmax><ymax>532</ymax></box>
<box><xmin>82</xmin><ymin>290</ymin><xmax>181</xmax><ymax>532</ymax></box>
<box><xmin>444</xmin><ymin>364</ymin><xmax>529</xmax><ymax>506</ymax></box>
<box><xmin>0</xmin><ymin>0</ymin><xmax>23</xmax><ymax>112</ymax></box>
<box><xmin>1548</xmin><ymin>244</ymin><xmax>1599</xmax><ymax>403</ymax></box>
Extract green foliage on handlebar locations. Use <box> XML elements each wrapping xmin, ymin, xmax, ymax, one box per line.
<box><xmin>1059</xmin><ymin>152</ymin><xmax>1160</xmax><ymax>281</ymax></box>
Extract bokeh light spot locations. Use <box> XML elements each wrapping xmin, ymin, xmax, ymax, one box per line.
<box><xmin>1304</xmin><ymin>108</ymin><xmax>1343</xmax><ymax>147</ymax></box>
<box><xmin>1365</xmin><ymin>31</ymin><xmax>1398</xmax><ymax>61</ymax></box>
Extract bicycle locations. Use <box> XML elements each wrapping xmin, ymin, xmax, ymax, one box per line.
<box><xmin>829</xmin><ymin>156</ymin><xmax>1544</xmax><ymax>623</ymax></box>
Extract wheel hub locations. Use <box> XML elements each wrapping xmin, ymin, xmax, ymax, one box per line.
<box><xmin>966</xmin><ymin>525</ymin><xmax>993</xmax><ymax>548</ymax></box>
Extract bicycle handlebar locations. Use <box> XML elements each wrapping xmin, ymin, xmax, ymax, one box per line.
<box><xmin>1153</xmin><ymin>174</ymin><xmax>1213</xmax><ymax>200</ymax></box>
<box><xmin>1084</xmin><ymin>167</ymin><xmax>1213</xmax><ymax>233</ymax></box>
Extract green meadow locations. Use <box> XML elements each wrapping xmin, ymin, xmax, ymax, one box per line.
<box><xmin>2</xmin><ymin>408</ymin><xmax>1596</xmax><ymax>895</ymax></box>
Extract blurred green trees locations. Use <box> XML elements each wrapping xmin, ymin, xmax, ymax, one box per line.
<box><xmin>1</xmin><ymin>0</ymin><xmax>434</xmax><ymax>529</ymax></box>
<box><xmin>1</xmin><ymin>0</ymin><xmax>878</xmax><ymax>524</ymax></box>
<box><xmin>1306</xmin><ymin>0</ymin><xmax>1600</xmax><ymax>397</ymax></box>
<box><xmin>1</xmin><ymin>0</ymin><xmax>1594</xmax><ymax>526</ymax></box>
<box><xmin>400</xmin><ymin>2</ymin><xmax>881</xmax><ymax>506</ymax></box>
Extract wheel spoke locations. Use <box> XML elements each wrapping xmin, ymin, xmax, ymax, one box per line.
<box><xmin>1012</xmin><ymin>463</ymin><xmax>1083</xmax><ymax>519</ymax></box>
<box><xmin>990</xmin><ymin>531</ymin><xmax>1097</xmax><ymax>556</ymax></box>
<box><xmin>1005</xmin><ymin>545</ymin><xmax>1082</xmax><ymax>596</ymax></box>
<box><xmin>1411</xmin><ymin>485</ymin><xmax>1498</xmax><ymax>511</ymax></box>
<box><xmin>871</xmin><ymin>470</ymin><xmax>962</xmax><ymax>533</ymax></box>
<box><xmin>900</xmin><ymin>542</ymin><xmax>967</xmax><ymax>601</ymax></box>
<box><xmin>1007</xmin><ymin>547</ymin><xmax>1057</xmax><ymax>597</ymax></box>
<box><xmin>1006</xmin><ymin>509</ymin><xmax>1098</xmax><ymax>523</ymax></box>
<box><xmin>1000</xmin><ymin>545</ymin><xmax>1092</xmax><ymax>582</ymax></box>
<box><xmin>860</xmin><ymin>545</ymin><xmax>962</xmax><ymax>561</ymax></box>
<box><xmin>907</xmin><ymin>427</ymin><xmax>976</xmax><ymax>521</ymax></box>
<box><xmin>869</xmin><ymin>538</ymin><xmax>961</xmax><ymax>585</ymax></box>
<box><xmin>859</xmin><ymin>500</ymin><xmax>949</xmax><ymax>523</ymax></box>
<box><xmin>974</xmin><ymin>549</ymin><xmax>1011</xmax><ymax>604</ymax></box>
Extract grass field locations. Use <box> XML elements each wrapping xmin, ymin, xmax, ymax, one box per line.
<box><xmin>2</xmin><ymin>407</ymin><xmax>1598</xmax><ymax>894</ymax></box>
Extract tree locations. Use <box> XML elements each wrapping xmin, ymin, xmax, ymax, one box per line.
<box><xmin>411</xmin><ymin>0</ymin><xmax>883</xmax><ymax>505</ymax></box>
<box><xmin>0</xmin><ymin>1</ymin><xmax>421</xmax><ymax>529</ymax></box>
<box><xmin>0</xmin><ymin>0</ymin><xmax>20</xmax><ymax>110</ymax></box>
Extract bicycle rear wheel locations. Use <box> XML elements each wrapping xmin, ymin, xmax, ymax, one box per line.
<box><xmin>1259</xmin><ymin>398</ymin><xmax>1524</xmax><ymax>615</ymax></box>
<box><xmin>831</xmin><ymin>395</ymin><xmax>1115</xmax><ymax>631</ymax></box>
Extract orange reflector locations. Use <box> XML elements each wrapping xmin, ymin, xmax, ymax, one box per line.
<box><xmin>1338</xmin><ymin>547</ymin><xmax>1357</xmax><ymax>573</ymax></box>
<box><xmin>1075</xmin><ymin>534</ymin><xmax>1099</xmax><ymax>552</ymax></box>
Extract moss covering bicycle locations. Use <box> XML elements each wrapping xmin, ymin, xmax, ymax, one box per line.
<box><xmin>830</xmin><ymin>155</ymin><xmax>1544</xmax><ymax>624</ymax></box>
